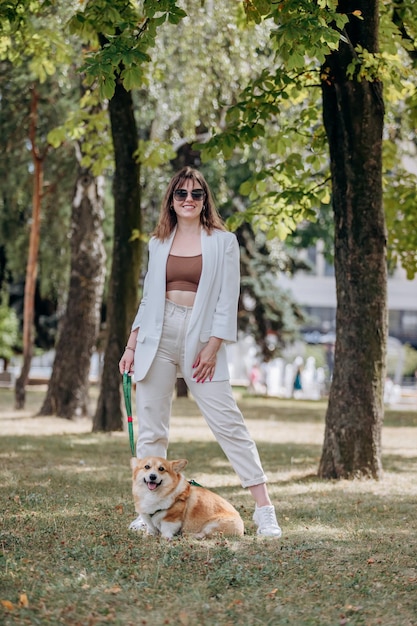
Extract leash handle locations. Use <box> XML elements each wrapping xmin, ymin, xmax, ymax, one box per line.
<box><xmin>122</xmin><ymin>372</ymin><xmax>136</xmax><ymax>457</ymax></box>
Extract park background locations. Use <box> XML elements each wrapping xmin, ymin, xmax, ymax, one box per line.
<box><xmin>1</xmin><ymin>1</ymin><xmax>417</xmax><ymax>624</ymax></box>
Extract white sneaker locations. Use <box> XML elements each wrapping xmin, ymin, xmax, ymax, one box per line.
<box><xmin>253</xmin><ymin>505</ymin><xmax>282</xmax><ymax>538</ymax></box>
<box><xmin>129</xmin><ymin>514</ymin><xmax>147</xmax><ymax>531</ymax></box>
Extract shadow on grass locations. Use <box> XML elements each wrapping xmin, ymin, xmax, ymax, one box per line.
<box><xmin>2</xmin><ymin>432</ymin><xmax>416</xmax><ymax>510</ymax></box>
<box><xmin>2</xmin><ymin>431</ymin><xmax>416</xmax><ymax>481</ymax></box>
<box><xmin>382</xmin><ymin>453</ymin><xmax>417</xmax><ymax>473</ymax></box>
<box><xmin>383</xmin><ymin>409</ymin><xmax>417</xmax><ymax>428</ymax></box>
<box><xmin>3</xmin><ymin>444</ymin><xmax>415</xmax><ymax>546</ymax></box>
<box><xmin>0</xmin><ymin>433</ymin><xmax>321</xmax><ymax>489</ymax></box>
<box><xmin>172</xmin><ymin>395</ymin><xmax>417</xmax><ymax>429</ymax></box>
<box><xmin>172</xmin><ymin>396</ymin><xmax>327</xmax><ymax>423</ymax></box>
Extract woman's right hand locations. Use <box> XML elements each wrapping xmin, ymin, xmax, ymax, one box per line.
<box><xmin>119</xmin><ymin>347</ymin><xmax>135</xmax><ymax>375</ymax></box>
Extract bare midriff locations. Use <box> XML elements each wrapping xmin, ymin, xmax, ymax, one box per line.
<box><xmin>166</xmin><ymin>289</ymin><xmax>196</xmax><ymax>307</ymax></box>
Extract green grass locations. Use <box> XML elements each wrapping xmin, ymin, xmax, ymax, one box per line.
<box><xmin>1</xmin><ymin>390</ymin><xmax>416</xmax><ymax>625</ymax></box>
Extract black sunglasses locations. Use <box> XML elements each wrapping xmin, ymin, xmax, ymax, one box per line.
<box><xmin>173</xmin><ymin>188</ymin><xmax>205</xmax><ymax>201</ymax></box>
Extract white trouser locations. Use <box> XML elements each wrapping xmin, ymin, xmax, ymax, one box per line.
<box><xmin>135</xmin><ymin>299</ymin><xmax>267</xmax><ymax>488</ymax></box>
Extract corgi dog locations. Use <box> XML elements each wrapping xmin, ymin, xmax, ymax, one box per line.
<box><xmin>130</xmin><ymin>456</ymin><xmax>244</xmax><ymax>540</ymax></box>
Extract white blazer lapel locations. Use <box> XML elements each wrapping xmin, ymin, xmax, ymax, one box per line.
<box><xmin>154</xmin><ymin>231</ymin><xmax>175</xmax><ymax>328</ymax></box>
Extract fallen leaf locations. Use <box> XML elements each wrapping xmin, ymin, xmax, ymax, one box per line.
<box><xmin>266</xmin><ymin>588</ymin><xmax>278</xmax><ymax>598</ymax></box>
<box><xmin>104</xmin><ymin>586</ymin><xmax>122</xmax><ymax>595</ymax></box>
<box><xmin>115</xmin><ymin>504</ymin><xmax>124</xmax><ymax>514</ymax></box>
<box><xmin>179</xmin><ymin>611</ymin><xmax>189</xmax><ymax>625</ymax></box>
<box><xmin>19</xmin><ymin>593</ymin><xmax>29</xmax><ymax>608</ymax></box>
<box><xmin>1</xmin><ymin>600</ymin><xmax>15</xmax><ymax>610</ymax></box>
<box><xmin>345</xmin><ymin>604</ymin><xmax>363</xmax><ymax>613</ymax></box>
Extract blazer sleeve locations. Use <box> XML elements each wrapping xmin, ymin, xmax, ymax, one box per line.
<box><xmin>210</xmin><ymin>234</ymin><xmax>240</xmax><ymax>342</ymax></box>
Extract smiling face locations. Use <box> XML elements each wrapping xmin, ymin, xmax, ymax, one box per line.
<box><xmin>172</xmin><ymin>178</ymin><xmax>205</xmax><ymax>225</ymax></box>
<box><xmin>131</xmin><ymin>456</ymin><xmax>188</xmax><ymax>499</ymax></box>
<box><xmin>142</xmin><ymin>459</ymin><xmax>165</xmax><ymax>491</ymax></box>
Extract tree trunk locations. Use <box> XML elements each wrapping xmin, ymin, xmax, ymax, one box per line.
<box><xmin>38</xmin><ymin>166</ymin><xmax>106</xmax><ymax>419</ymax></box>
<box><xmin>93</xmin><ymin>77</ymin><xmax>141</xmax><ymax>432</ymax></box>
<box><xmin>176</xmin><ymin>377</ymin><xmax>188</xmax><ymax>397</ymax></box>
<box><xmin>319</xmin><ymin>0</ymin><xmax>387</xmax><ymax>478</ymax></box>
<box><xmin>15</xmin><ymin>86</ymin><xmax>44</xmax><ymax>409</ymax></box>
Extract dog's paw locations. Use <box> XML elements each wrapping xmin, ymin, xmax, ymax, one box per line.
<box><xmin>192</xmin><ymin>532</ymin><xmax>206</xmax><ymax>540</ymax></box>
<box><xmin>128</xmin><ymin>515</ymin><xmax>147</xmax><ymax>532</ymax></box>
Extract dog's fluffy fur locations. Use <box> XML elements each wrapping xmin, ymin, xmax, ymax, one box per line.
<box><xmin>130</xmin><ymin>456</ymin><xmax>244</xmax><ymax>540</ymax></box>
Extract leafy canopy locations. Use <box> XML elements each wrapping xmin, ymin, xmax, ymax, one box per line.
<box><xmin>69</xmin><ymin>0</ymin><xmax>187</xmax><ymax>100</ymax></box>
<box><xmin>0</xmin><ymin>0</ymin><xmax>74</xmax><ymax>81</ymax></box>
<box><xmin>200</xmin><ymin>1</ymin><xmax>417</xmax><ymax>277</ymax></box>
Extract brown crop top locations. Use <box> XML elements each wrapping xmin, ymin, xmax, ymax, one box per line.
<box><xmin>166</xmin><ymin>254</ymin><xmax>202</xmax><ymax>293</ymax></box>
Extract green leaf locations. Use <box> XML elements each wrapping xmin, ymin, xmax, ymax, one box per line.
<box><xmin>99</xmin><ymin>76</ymin><xmax>116</xmax><ymax>100</ymax></box>
<box><xmin>121</xmin><ymin>66</ymin><xmax>143</xmax><ymax>90</ymax></box>
<box><xmin>225</xmin><ymin>212</ymin><xmax>246</xmax><ymax>232</ymax></box>
<box><xmin>168</xmin><ymin>7</ymin><xmax>187</xmax><ymax>24</ymax></box>
<box><xmin>47</xmin><ymin>127</ymin><xmax>67</xmax><ymax>148</ymax></box>
<box><xmin>239</xmin><ymin>180</ymin><xmax>253</xmax><ymax>196</ymax></box>
<box><xmin>287</xmin><ymin>50</ymin><xmax>305</xmax><ymax>70</ymax></box>
<box><xmin>251</xmin><ymin>0</ymin><xmax>271</xmax><ymax>15</ymax></box>
<box><xmin>319</xmin><ymin>187</ymin><xmax>331</xmax><ymax>204</ymax></box>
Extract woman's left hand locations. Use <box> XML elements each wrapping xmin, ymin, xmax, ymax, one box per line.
<box><xmin>192</xmin><ymin>337</ymin><xmax>222</xmax><ymax>382</ymax></box>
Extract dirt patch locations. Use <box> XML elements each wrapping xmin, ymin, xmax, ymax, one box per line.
<box><xmin>0</xmin><ymin>387</ymin><xmax>94</xmax><ymax>436</ymax></box>
<box><xmin>0</xmin><ymin>408</ymin><xmax>93</xmax><ymax>436</ymax></box>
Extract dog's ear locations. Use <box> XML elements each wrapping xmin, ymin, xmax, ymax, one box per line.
<box><xmin>171</xmin><ymin>459</ymin><xmax>188</xmax><ymax>473</ymax></box>
<box><xmin>130</xmin><ymin>457</ymin><xmax>140</xmax><ymax>471</ymax></box>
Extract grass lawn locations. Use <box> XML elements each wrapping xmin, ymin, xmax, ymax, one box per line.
<box><xmin>1</xmin><ymin>388</ymin><xmax>416</xmax><ymax>625</ymax></box>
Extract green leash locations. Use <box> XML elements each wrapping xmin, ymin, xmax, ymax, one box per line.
<box><xmin>122</xmin><ymin>372</ymin><xmax>135</xmax><ymax>457</ymax></box>
<box><xmin>189</xmin><ymin>479</ymin><xmax>203</xmax><ymax>487</ymax></box>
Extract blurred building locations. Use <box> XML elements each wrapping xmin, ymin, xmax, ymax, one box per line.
<box><xmin>279</xmin><ymin>240</ymin><xmax>417</xmax><ymax>349</ymax></box>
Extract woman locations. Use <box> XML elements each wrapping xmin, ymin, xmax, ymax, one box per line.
<box><xmin>119</xmin><ymin>167</ymin><xmax>282</xmax><ymax>537</ymax></box>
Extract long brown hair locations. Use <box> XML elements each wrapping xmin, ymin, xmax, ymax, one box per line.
<box><xmin>153</xmin><ymin>167</ymin><xmax>226</xmax><ymax>240</ymax></box>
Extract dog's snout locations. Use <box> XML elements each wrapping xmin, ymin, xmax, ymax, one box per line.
<box><xmin>149</xmin><ymin>473</ymin><xmax>157</xmax><ymax>481</ymax></box>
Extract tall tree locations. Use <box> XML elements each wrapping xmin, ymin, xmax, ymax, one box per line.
<box><xmin>201</xmin><ymin>0</ymin><xmax>417</xmax><ymax>477</ymax></box>
<box><xmin>38</xmin><ymin>146</ymin><xmax>106</xmax><ymax>418</ymax></box>
<box><xmin>37</xmin><ymin>66</ymin><xmax>108</xmax><ymax>419</ymax></box>
<box><xmin>14</xmin><ymin>86</ymin><xmax>46</xmax><ymax>408</ymax></box>
<box><xmin>92</xmin><ymin>76</ymin><xmax>141</xmax><ymax>431</ymax></box>
<box><xmin>69</xmin><ymin>0</ymin><xmax>187</xmax><ymax>430</ymax></box>
<box><xmin>318</xmin><ymin>1</ymin><xmax>386</xmax><ymax>478</ymax></box>
<box><xmin>1</xmin><ymin>0</ymin><xmax>75</xmax><ymax>408</ymax></box>
<box><xmin>0</xmin><ymin>62</ymin><xmax>79</xmax><ymax>350</ymax></box>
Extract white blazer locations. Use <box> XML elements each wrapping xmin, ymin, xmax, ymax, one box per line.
<box><xmin>131</xmin><ymin>228</ymin><xmax>240</xmax><ymax>382</ymax></box>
